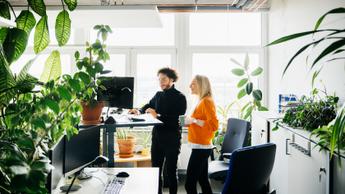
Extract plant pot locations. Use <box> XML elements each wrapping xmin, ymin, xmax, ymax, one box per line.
<box><xmin>141</xmin><ymin>147</ymin><xmax>150</xmax><ymax>156</ymax></box>
<box><xmin>81</xmin><ymin>101</ymin><xmax>104</xmax><ymax>124</ymax></box>
<box><xmin>117</xmin><ymin>136</ymin><xmax>136</xmax><ymax>158</ymax></box>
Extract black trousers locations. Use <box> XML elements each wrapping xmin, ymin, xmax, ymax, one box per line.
<box><xmin>151</xmin><ymin>138</ymin><xmax>181</xmax><ymax>194</ymax></box>
<box><xmin>185</xmin><ymin>149</ymin><xmax>213</xmax><ymax>194</ymax></box>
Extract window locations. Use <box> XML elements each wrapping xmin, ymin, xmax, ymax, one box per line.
<box><xmin>28</xmin><ymin>29</ymin><xmax>75</xmax><ymax>46</ymax></box>
<box><xmin>103</xmin><ymin>54</ymin><xmax>126</xmax><ymax>77</ymax></box>
<box><xmin>89</xmin><ymin>14</ymin><xmax>175</xmax><ymax>46</ymax></box>
<box><xmin>10</xmin><ymin>54</ymin><xmax>72</xmax><ymax>79</ymax></box>
<box><xmin>135</xmin><ymin>53</ymin><xmax>172</xmax><ymax>107</ymax></box>
<box><xmin>189</xmin><ymin>13</ymin><xmax>261</xmax><ymax>46</ymax></box>
<box><xmin>192</xmin><ymin>53</ymin><xmax>260</xmax><ymax>108</ymax></box>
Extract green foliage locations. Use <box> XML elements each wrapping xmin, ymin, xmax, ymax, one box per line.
<box><xmin>64</xmin><ymin>0</ymin><xmax>78</xmax><ymax>11</ymax></box>
<box><xmin>282</xmin><ymin>95</ymin><xmax>338</xmax><ymax>131</ymax></box>
<box><xmin>116</xmin><ymin>128</ymin><xmax>130</xmax><ymax>140</ymax></box>
<box><xmin>16</xmin><ymin>10</ymin><xmax>36</xmax><ymax>35</ymax></box>
<box><xmin>0</xmin><ymin>1</ymin><xmax>78</xmax><ymax>193</ymax></box>
<box><xmin>40</xmin><ymin>50</ymin><xmax>62</xmax><ymax>83</ymax></box>
<box><xmin>267</xmin><ymin>7</ymin><xmax>345</xmax><ymax>76</ymax></box>
<box><xmin>28</xmin><ymin>0</ymin><xmax>46</xmax><ymax>16</ymax></box>
<box><xmin>55</xmin><ymin>10</ymin><xmax>71</xmax><ymax>46</ymax></box>
<box><xmin>34</xmin><ymin>15</ymin><xmax>50</xmax><ymax>54</ymax></box>
<box><xmin>312</xmin><ymin>104</ymin><xmax>345</xmax><ymax>159</ymax></box>
<box><xmin>231</xmin><ymin>53</ymin><xmax>268</xmax><ymax>120</ymax></box>
<box><xmin>3</xmin><ymin>28</ymin><xmax>28</xmax><ymax>64</ymax></box>
<box><xmin>74</xmin><ymin>25</ymin><xmax>112</xmax><ymax>106</ymax></box>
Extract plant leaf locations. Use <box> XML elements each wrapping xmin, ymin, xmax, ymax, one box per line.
<box><xmin>312</xmin><ymin>38</ymin><xmax>345</xmax><ymax>67</ymax></box>
<box><xmin>237</xmin><ymin>89</ymin><xmax>246</xmax><ymax>99</ymax></box>
<box><xmin>63</xmin><ymin>0</ymin><xmax>78</xmax><ymax>11</ymax></box>
<box><xmin>0</xmin><ymin>46</ymin><xmax>16</xmax><ymax>105</ymax></box>
<box><xmin>311</xmin><ymin>68</ymin><xmax>322</xmax><ymax>88</ymax></box>
<box><xmin>28</xmin><ymin>0</ymin><xmax>46</xmax><ymax>16</ymax></box>
<box><xmin>34</xmin><ymin>15</ymin><xmax>50</xmax><ymax>54</ymax></box>
<box><xmin>0</xmin><ymin>28</ymin><xmax>8</xmax><ymax>44</ymax></box>
<box><xmin>0</xmin><ymin>1</ymin><xmax>10</xmax><ymax>19</ymax></box>
<box><xmin>45</xmin><ymin>99</ymin><xmax>60</xmax><ymax>114</ymax></box>
<box><xmin>258</xmin><ymin>106</ymin><xmax>269</xmax><ymax>111</ymax></box>
<box><xmin>252</xmin><ymin>89</ymin><xmax>263</xmax><ymax>101</ymax></box>
<box><xmin>246</xmin><ymin>82</ymin><xmax>253</xmax><ymax>95</ymax></box>
<box><xmin>251</xmin><ymin>67</ymin><xmax>263</xmax><ymax>76</ymax></box>
<box><xmin>57</xmin><ymin>87</ymin><xmax>72</xmax><ymax>101</ymax></box>
<box><xmin>267</xmin><ymin>30</ymin><xmax>323</xmax><ymax>46</ymax></box>
<box><xmin>16</xmin><ymin>10</ymin><xmax>36</xmax><ymax>35</ymax></box>
<box><xmin>55</xmin><ymin>10</ymin><xmax>71</xmax><ymax>46</ymax></box>
<box><xmin>17</xmin><ymin>57</ymin><xmax>36</xmax><ymax>82</ymax></box>
<box><xmin>231</xmin><ymin>68</ymin><xmax>245</xmax><ymax>76</ymax></box>
<box><xmin>314</xmin><ymin>7</ymin><xmax>345</xmax><ymax>30</ymax></box>
<box><xmin>237</xmin><ymin>78</ymin><xmax>248</xmax><ymax>88</ymax></box>
<box><xmin>40</xmin><ymin>50</ymin><xmax>61</xmax><ymax>83</ymax></box>
<box><xmin>2</xmin><ymin>28</ymin><xmax>28</xmax><ymax>64</ymax></box>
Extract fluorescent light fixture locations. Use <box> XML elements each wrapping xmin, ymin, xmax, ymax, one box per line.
<box><xmin>0</xmin><ymin>16</ymin><xmax>16</xmax><ymax>28</ymax></box>
<box><xmin>69</xmin><ymin>5</ymin><xmax>163</xmax><ymax>28</ymax></box>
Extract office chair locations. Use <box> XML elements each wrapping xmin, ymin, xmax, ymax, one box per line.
<box><xmin>222</xmin><ymin>143</ymin><xmax>276</xmax><ymax>194</ymax></box>
<box><xmin>208</xmin><ymin>118</ymin><xmax>251</xmax><ymax>181</ymax></box>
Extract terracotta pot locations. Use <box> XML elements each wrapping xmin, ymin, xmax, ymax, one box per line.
<box><xmin>81</xmin><ymin>101</ymin><xmax>104</xmax><ymax>124</ymax></box>
<box><xmin>117</xmin><ymin>136</ymin><xmax>135</xmax><ymax>158</ymax></box>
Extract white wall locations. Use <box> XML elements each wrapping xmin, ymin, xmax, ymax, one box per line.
<box><xmin>268</xmin><ymin>0</ymin><xmax>345</xmax><ymax>110</ymax></box>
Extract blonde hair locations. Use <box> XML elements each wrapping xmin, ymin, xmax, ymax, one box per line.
<box><xmin>194</xmin><ymin>75</ymin><xmax>212</xmax><ymax>99</ymax></box>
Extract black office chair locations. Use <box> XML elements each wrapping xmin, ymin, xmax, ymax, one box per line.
<box><xmin>208</xmin><ymin>118</ymin><xmax>251</xmax><ymax>180</ymax></box>
<box><xmin>222</xmin><ymin>143</ymin><xmax>276</xmax><ymax>194</ymax></box>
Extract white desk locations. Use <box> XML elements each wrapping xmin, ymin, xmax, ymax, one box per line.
<box><xmin>53</xmin><ymin>167</ymin><xmax>159</xmax><ymax>194</ymax></box>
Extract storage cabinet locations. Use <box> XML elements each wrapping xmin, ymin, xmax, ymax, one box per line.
<box><xmin>269</xmin><ymin>126</ymin><xmax>329</xmax><ymax>194</ymax></box>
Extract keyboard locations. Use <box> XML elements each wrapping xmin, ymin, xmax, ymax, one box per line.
<box><xmin>102</xmin><ymin>175</ymin><xmax>126</xmax><ymax>194</ymax></box>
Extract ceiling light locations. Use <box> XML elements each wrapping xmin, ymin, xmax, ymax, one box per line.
<box><xmin>69</xmin><ymin>5</ymin><xmax>163</xmax><ymax>28</ymax></box>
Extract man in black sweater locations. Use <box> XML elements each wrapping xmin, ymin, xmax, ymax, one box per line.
<box><xmin>129</xmin><ymin>67</ymin><xmax>187</xmax><ymax>194</ymax></box>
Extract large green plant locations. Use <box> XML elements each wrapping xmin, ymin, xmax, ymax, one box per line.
<box><xmin>230</xmin><ymin>53</ymin><xmax>268</xmax><ymax>120</ymax></box>
<box><xmin>0</xmin><ymin>1</ymin><xmax>81</xmax><ymax>193</ymax></box>
<box><xmin>74</xmin><ymin>25</ymin><xmax>112</xmax><ymax>106</ymax></box>
<box><xmin>267</xmin><ymin>7</ymin><xmax>345</xmax><ymax>76</ymax></box>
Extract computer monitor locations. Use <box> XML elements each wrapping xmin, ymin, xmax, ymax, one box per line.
<box><xmin>97</xmin><ymin>77</ymin><xmax>134</xmax><ymax>109</ymax></box>
<box><xmin>64</xmin><ymin>127</ymin><xmax>100</xmax><ymax>176</ymax></box>
<box><xmin>47</xmin><ymin>135</ymin><xmax>65</xmax><ymax>192</ymax></box>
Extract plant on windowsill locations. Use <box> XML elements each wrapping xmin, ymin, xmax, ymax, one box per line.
<box><xmin>230</xmin><ymin>53</ymin><xmax>268</xmax><ymax>121</ymax></box>
<box><xmin>116</xmin><ymin>128</ymin><xmax>136</xmax><ymax>158</ymax></box>
<box><xmin>73</xmin><ymin>25</ymin><xmax>112</xmax><ymax>124</ymax></box>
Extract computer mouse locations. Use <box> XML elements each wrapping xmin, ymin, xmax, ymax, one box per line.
<box><xmin>116</xmin><ymin>171</ymin><xmax>129</xmax><ymax>178</ymax></box>
<box><xmin>105</xmin><ymin>116</ymin><xmax>116</xmax><ymax>124</ymax></box>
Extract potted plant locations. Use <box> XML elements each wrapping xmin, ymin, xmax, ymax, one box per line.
<box><xmin>0</xmin><ymin>0</ymin><xmax>81</xmax><ymax>193</ymax></box>
<box><xmin>73</xmin><ymin>25</ymin><xmax>112</xmax><ymax>124</ymax></box>
<box><xmin>116</xmin><ymin>128</ymin><xmax>136</xmax><ymax>158</ymax></box>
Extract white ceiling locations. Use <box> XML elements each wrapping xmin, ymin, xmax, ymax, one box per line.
<box><xmin>9</xmin><ymin>0</ymin><xmax>270</xmax><ymax>11</ymax></box>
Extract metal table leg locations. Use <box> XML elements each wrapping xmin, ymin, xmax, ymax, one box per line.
<box><xmin>107</xmin><ymin>125</ymin><xmax>116</xmax><ymax>167</ymax></box>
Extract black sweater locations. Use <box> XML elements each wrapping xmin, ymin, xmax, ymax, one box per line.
<box><xmin>140</xmin><ymin>85</ymin><xmax>187</xmax><ymax>142</ymax></box>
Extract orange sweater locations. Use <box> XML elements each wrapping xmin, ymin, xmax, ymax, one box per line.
<box><xmin>188</xmin><ymin>96</ymin><xmax>219</xmax><ymax>145</ymax></box>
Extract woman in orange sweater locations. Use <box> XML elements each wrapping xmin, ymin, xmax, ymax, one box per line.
<box><xmin>183</xmin><ymin>75</ymin><xmax>218</xmax><ymax>194</ymax></box>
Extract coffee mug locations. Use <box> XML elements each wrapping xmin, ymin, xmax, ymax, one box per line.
<box><xmin>178</xmin><ymin>115</ymin><xmax>186</xmax><ymax>126</ymax></box>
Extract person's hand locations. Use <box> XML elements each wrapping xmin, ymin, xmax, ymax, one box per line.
<box><xmin>184</xmin><ymin>117</ymin><xmax>205</xmax><ymax>127</ymax></box>
<box><xmin>128</xmin><ymin>109</ymin><xmax>140</xmax><ymax>115</ymax></box>
<box><xmin>184</xmin><ymin>116</ymin><xmax>194</xmax><ymax>126</ymax></box>
<box><xmin>145</xmin><ymin>108</ymin><xmax>158</xmax><ymax>118</ymax></box>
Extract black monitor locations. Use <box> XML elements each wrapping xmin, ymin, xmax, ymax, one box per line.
<box><xmin>47</xmin><ymin>135</ymin><xmax>65</xmax><ymax>192</ymax></box>
<box><xmin>64</xmin><ymin>127</ymin><xmax>100</xmax><ymax>176</ymax></box>
<box><xmin>97</xmin><ymin>77</ymin><xmax>134</xmax><ymax>109</ymax></box>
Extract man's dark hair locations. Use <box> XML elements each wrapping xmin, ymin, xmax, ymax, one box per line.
<box><xmin>157</xmin><ymin>67</ymin><xmax>178</xmax><ymax>82</ymax></box>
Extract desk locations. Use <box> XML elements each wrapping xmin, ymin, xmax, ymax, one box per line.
<box><xmin>53</xmin><ymin>167</ymin><xmax>159</xmax><ymax>194</ymax></box>
<box><xmin>115</xmin><ymin>153</ymin><xmax>151</xmax><ymax>167</ymax></box>
<box><xmin>80</xmin><ymin>114</ymin><xmax>162</xmax><ymax>167</ymax></box>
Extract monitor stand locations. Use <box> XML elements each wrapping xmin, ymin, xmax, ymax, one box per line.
<box><xmin>77</xmin><ymin>169</ymin><xmax>92</xmax><ymax>180</ymax></box>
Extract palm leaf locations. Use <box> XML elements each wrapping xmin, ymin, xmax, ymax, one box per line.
<box><xmin>314</xmin><ymin>7</ymin><xmax>345</xmax><ymax>30</ymax></box>
<box><xmin>34</xmin><ymin>15</ymin><xmax>50</xmax><ymax>54</ymax></box>
<box><xmin>267</xmin><ymin>30</ymin><xmax>334</xmax><ymax>46</ymax></box>
<box><xmin>15</xmin><ymin>10</ymin><xmax>36</xmax><ymax>35</ymax></box>
<box><xmin>55</xmin><ymin>10</ymin><xmax>71</xmax><ymax>46</ymax></box>
<box><xmin>282</xmin><ymin>39</ymin><xmax>323</xmax><ymax>75</ymax></box>
<box><xmin>312</xmin><ymin>38</ymin><xmax>345</xmax><ymax>68</ymax></box>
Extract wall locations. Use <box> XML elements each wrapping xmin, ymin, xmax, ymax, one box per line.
<box><xmin>268</xmin><ymin>0</ymin><xmax>345</xmax><ymax>110</ymax></box>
